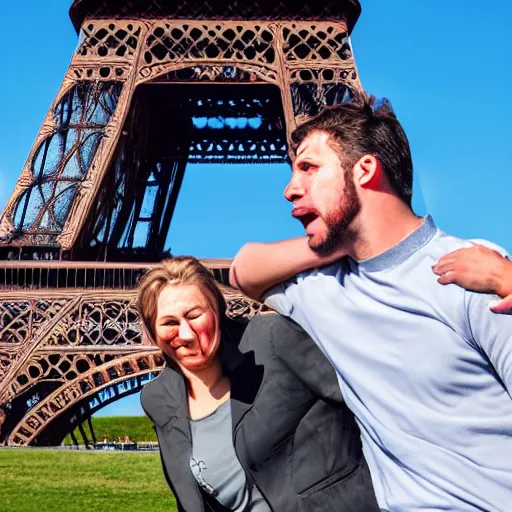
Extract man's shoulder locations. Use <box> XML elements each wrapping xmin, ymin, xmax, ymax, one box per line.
<box><xmin>428</xmin><ymin>230</ymin><xmax>469</xmax><ymax>252</ymax></box>
<box><xmin>425</xmin><ymin>230</ymin><xmax>508</xmax><ymax>317</ymax></box>
<box><xmin>425</xmin><ymin>230</ymin><xmax>509</xmax><ymax>260</ymax></box>
<box><xmin>263</xmin><ymin>261</ymin><xmax>346</xmax><ymax>315</ymax></box>
<box><xmin>294</xmin><ymin>258</ymin><xmax>348</xmax><ymax>284</ymax></box>
<box><xmin>469</xmin><ymin>239</ymin><xmax>510</xmax><ymax>258</ymax></box>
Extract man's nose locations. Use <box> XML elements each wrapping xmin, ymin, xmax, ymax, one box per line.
<box><xmin>178</xmin><ymin>320</ymin><xmax>195</xmax><ymax>341</ymax></box>
<box><xmin>284</xmin><ymin>173</ymin><xmax>305</xmax><ymax>203</ymax></box>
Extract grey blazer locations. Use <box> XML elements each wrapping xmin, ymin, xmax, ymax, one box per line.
<box><xmin>141</xmin><ymin>314</ymin><xmax>379</xmax><ymax>512</ymax></box>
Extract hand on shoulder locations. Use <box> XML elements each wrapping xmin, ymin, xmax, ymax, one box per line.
<box><xmin>432</xmin><ymin>242</ymin><xmax>512</xmax><ymax>313</ymax></box>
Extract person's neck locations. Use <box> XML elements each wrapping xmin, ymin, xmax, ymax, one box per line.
<box><xmin>346</xmin><ymin>197</ymin><xmax>424</xmax><ymax>261</ymax></box>
<box><xmin>183</xmin><ymin>359</ymin><xmax>227</xmax><ymax>400</ymax></box>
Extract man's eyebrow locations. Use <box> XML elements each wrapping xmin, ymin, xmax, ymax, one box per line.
<box><xmin>296</xmin><ymin>143</ymin><xmax>309</xmax><ymax>158</ymax></box>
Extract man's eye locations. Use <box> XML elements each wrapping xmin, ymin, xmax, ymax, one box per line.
<box><xmin>299</xmin><ymin>162</ymin><xmax>314</xmax><ymax>171</ymax></box>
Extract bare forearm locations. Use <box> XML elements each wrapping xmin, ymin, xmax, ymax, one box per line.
<box><xmin>230</xmin><ymin>238</ymin><xmax>334</xmax><ymax>300</ymax></box>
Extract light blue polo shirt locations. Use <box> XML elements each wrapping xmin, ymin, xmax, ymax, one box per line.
<box><xmin>265</xmin><ymin>216</ymin><xmax>512</xmax><ymax>511</ymax></box>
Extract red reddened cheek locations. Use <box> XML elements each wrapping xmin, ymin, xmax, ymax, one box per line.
<box><xmin>199</xmin><ymin>313</ymin><xmax>219</xmax><ymax>357</ymax></box>
<box><xmin>199</xmin><ymin>327</ymin><xmax>215</xmax><ymax>356</ymax></box>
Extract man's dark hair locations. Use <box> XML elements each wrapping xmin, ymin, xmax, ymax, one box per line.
<box><xmin>290</xmin><ymin>92</ymin><xmax>413</xmax><ymax>206</ymax></box>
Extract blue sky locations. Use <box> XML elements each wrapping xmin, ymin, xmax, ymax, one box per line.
<box><xmin>0</xmin><ymin>1</ymin><xmax>510</xmax><ymax>416</ymax></box>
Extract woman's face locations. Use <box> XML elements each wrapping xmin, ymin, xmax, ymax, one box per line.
<box><xmin>154</xmin><ymin>283</ymin><xmax>220</xmax><ymax>372</ymax></box>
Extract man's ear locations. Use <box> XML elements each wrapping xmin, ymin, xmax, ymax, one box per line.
<box><xmin>353</xmin><ymin>154</ymin><xmax>380</xmax><ymax>187</ymax></box>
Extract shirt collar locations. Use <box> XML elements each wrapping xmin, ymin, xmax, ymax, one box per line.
<box><xmin>350</xmin><ymin>215</ymin><xmax>438</xmax><ymax>272</ymax></box>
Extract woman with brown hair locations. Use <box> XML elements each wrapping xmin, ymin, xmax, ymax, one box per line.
<box><xmin>137</xmin><ymin>256</ymin><xmax>378</xmax><ymax>512</ymax></box>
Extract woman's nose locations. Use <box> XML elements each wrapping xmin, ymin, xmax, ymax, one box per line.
<box><xmin>178</xmin><ymin>320</ymin><xmax>195</xmax><ymax>340</ymax></box>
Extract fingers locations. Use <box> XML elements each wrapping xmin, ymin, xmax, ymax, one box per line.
<box><xmin>433</xmin><ymin>248</ymin><xmax>474</xmax><ymax>274</ymax></box>
<box><xmin>436</xmin><ymin>271</ymin><xmax>456</xmax><ymax>285</ymax></box>
<box><xmin>490</xmin><ymin>294</ymin><xmax>512</xmax><ymax>314</ymax></box>
<box><xmin>433</xmin><ymin>245</ymin><xmax>491</xmax><ymax>278</ymax></box>
<box><xmin>432</xmin><ymin>259</ymin><xmax>456</xmax><ymax>276</ymax></box>
<box><xmin>434</xmin><ymin>250</ymin><xmax>466</xmax><ymax>270</ymax></box>
<box><xmin>437</xmin><ymin>245</ymin><xmax>499</xmax><ymax>267</ymax></box>
<box><xmin>437</xmin><ymin>248</ymin><xmax>469</xmax><ymax>262</ymax></box>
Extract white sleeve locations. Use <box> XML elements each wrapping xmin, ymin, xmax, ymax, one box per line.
<box><xmin>263</xmin><ymin>269</ymin><xmax>317</xmax><ymax>317</ymax></box>
<box><xmin>263</xmin><ymin>281</ymin><xmax>296</xmax><ymax>317</ymax></box>
<box><xmin>465</xmin><ymin>289</ymin><xmax>512</xmax><ymax>393</ymax></box>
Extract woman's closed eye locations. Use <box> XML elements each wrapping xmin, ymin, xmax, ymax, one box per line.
<box><xmin>185</xmin><ymin>308</ymin><xmax>204</xmax><ymax>320</ymax></box>
<box><xmin>161</xmin><ymin>318</ymin><xmax>179</xmax><ymax>326</ymax></box>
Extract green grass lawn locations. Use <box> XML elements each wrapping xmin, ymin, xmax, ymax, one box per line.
<box><xmin>0</xmin><ymin>448</ymin><xmax>177</xmax><ymax>512</ymax></box>
<box><xmin>63</xmin><ymin>416</ymin><xmax>157</xmax><ymax>445</ymax></box>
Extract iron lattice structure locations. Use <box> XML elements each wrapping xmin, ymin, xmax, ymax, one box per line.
<box><xmin>0</xmin><ymin>0</ymin><xmax>362</xmax><ymax>445</ymax></box>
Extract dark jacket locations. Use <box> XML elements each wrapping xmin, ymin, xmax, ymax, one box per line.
<box><xmin>141</xmin><ymin>314</ymin><xmax>379</xmax><ymax>512</ymax></box>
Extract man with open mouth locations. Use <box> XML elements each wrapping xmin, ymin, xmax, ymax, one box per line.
<box><xmin>230</xmin><ymin>92</ymin><xmax>512</xmax><ymax>511</ymax></box>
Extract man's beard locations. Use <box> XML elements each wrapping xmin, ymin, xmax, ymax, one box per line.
<box><xmin>309</xmin><ymin>174</ymin><xmax>361</xmax><ymax>255</ymax></box>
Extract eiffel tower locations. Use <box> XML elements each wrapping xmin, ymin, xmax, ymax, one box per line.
<box><xmin>0</xmin><ymin>0</ymin><xmax>362</xmax><ymax>446</ymax></box>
